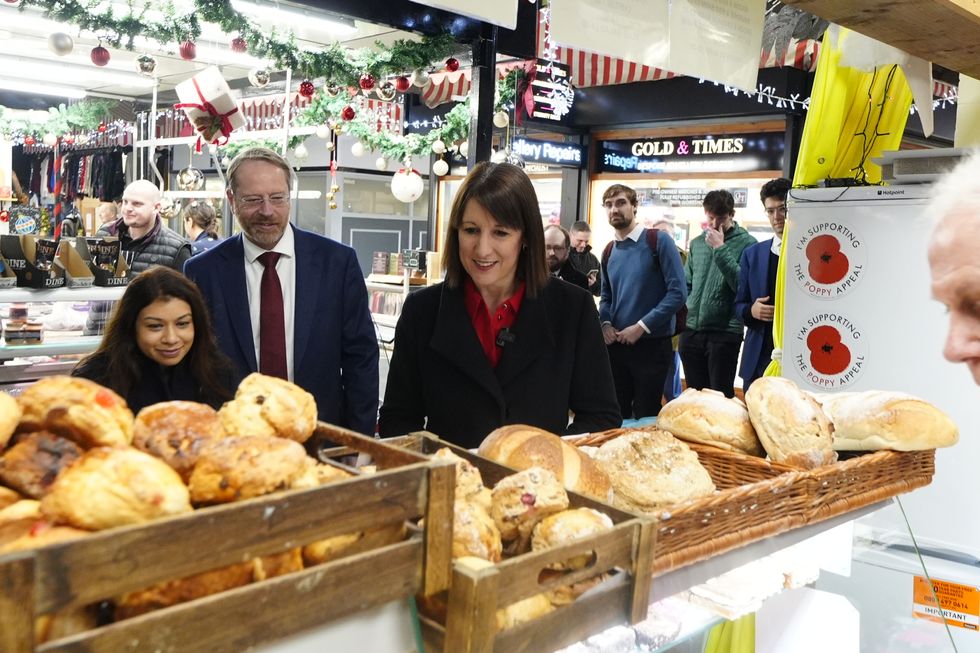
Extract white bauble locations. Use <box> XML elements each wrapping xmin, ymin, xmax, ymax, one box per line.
<box><xmin>375</xmin><ymin>156</ymin><xmax>389</xmax><ymax>171</ymax></box>
<box><xmin>492</xmin><ymin>110</ymin><xmax>509</xmax><ymax>128</ymax></box>
<box><xmin>391</xmin><ymin>169</ymin><xmax>424</xmax><ymax>203</ymax></box>
<box><xmin>490</xmin><ymin>149</ymin><xmax>507</xmax><ymax>163</ymax></box>
<box><xmin>315</xmin><ymin>124</ymin><xmax>331</xmax><ymax>139</ymax></box>
<box><xmin>47</xmin><ymin>32</ymin><xmax>74</xmax><ymax>56</ymax></box>
<box><xmin>410</xmin><ymin>69</ymin><xmax>430</xmax><ymax>87</ymax></box>
<box><xmin>42</xmin><ymin>132</ymin><xmax>58</xmax><ymax>147</ymax></box>
<box><xmin>351</xmin><ymin>141</ymin><xmax>365</xmax><ymax>157</ymax></box>
<box><xmin>432</xmin><ymin>159</ymin><xmax>449</xmax><ymax>176</ymax></box>
<box><xmin>294</xmin><ymin>143</ymin><xmax>309</xmax><ymax>160</ymax></box>
<box><xmin>221</xmin><ymin>156</ymin><xmax>231</xmax><ymax>168</ymax></box>
<box><xmin>431</xmin><ymin>139</ymin><xmax>446</xmax><ymax>154</ymax></box>
<box><xmin>459</xmin><ymin>141</ymin><xmax>469</xmax><ymax>157</ymax></box>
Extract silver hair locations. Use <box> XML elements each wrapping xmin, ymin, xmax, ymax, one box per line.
<box><xmin>926</xmin><ymin>149</ymin><xmax>980</xmax><ymax>229</ymax></box>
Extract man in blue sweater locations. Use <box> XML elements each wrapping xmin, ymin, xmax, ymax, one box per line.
<box><xmin>599</xmin><ymin>184</ymin><xmax>688</xmax><ymax>419</ymax></box>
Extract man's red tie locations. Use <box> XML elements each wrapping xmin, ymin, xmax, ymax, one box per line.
<box><xmin>258</xmin><ymin>251</ymin><xmax>288</xmax><ymax>379</ymax></box>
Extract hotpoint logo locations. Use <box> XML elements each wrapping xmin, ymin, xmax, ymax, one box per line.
<box><xmin>876</xmin><ymin>189</ymin><xmax>906</xmax><ymax>196</ymax></box>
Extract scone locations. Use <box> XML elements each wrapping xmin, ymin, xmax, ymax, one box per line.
<box><xmin>0</xmin><ymin>499</ymin><xmax>42</xmax><ymax>525</ymax></box>
<box><xmin>0</xmin><ymin>519</ymin><xmax>89</xmax><ymax>554</ymax></box>
<box><xmin>479</xmin><ymin>424</ymin><xmax>613</xmax><ymax>503</ymax></box>
<box><xmin>41</xmin><ymin>447</ymin><xmax>192</xmax><ymax>530</ymax></box>
<box><xmin>115</xmin><ymin>561</ymin><xmax>256</xmax><ymax>620</ymax></box>
<box><xmin>133</xmin><ymin>401</ymin><xmax>227</xmax><ymax>481</ymax></box>
<box><xmin>188</xmin><ymin>436</ymin><xmax>310</xmax><ymax>504</ymax></box>
<box><xmin>289</xmin><ymin>460</ymin><xmax>354</xmax><ymax>490</ymax></box>
<box><xmin>16</xmin><ymin>376</ymin><xmax>133</xmax><ymax>448</ymax></box>
<box><xmin>496</xmin><ymin>593</ymin><xmax>555</xmax><ymax>631</ymax></box>
<box><xmin>593</xmin><ymin>430</ymin><xmax>716</xmax><ymax>513</ymax></box>
<box><xmin>0</xmin><ymin>391</ymin><xmax>20</xmax><ymax>450</ymax></box>
<box><xmin>531</xmin><ymin>508</ymin><xmax>614</xmax><ymax>569</ymax></box>
<box><xmin>745</xmin><ymin>377</ymin><xmax>837</xmax><ymax>469</ymax></box>
<box><xmin>0</xmin><ymin>486</ymin><xmax>22</xmax><ymax>510</ymax></box>
<box><xmin>657</xmin><ymin>389</ymin><xmax>764</xmax><ymax>456</ymax></box>
<box><xmin>252</xmin><ymin>549</ymin><xmax>304</xmax><ymax>580</ymax></box>
<box><xmin>491</xmin><ymin>467</ymin><xmax>569</xmax><ymax>544</ymax></box>
<box><xmin>0</xmin><ymin>432</ymin><xmax>83</xmax><ymax>498</ymax></box>
<box><xmin>452</xmin><ymin>499</ymin><xmax>503</xmax><ymax>562</ymax></box>
<box><xmin>218</xmin><ymin>373</ymin><xmax>317</xmax><ymax>443</ymax></box>
<box><xmin>433</xmin><ymin>447</ymin><xmax>492</xmax><ymax>511</ymax></box>
<box><xmin>302</xmin><ymin>523</ymin><xmax>407</xmax><ymax>566</ymax></box>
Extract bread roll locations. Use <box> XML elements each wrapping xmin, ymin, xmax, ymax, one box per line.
<box><xmin>491</xmin><ymin>467</ymin><xmax>569</xmax><ymax>544</ymax></box>
<box><xmin>0</xmin><ymin>391</ymin><xmax>20</xmax><ymax>450</ymax></box>
<box><xmin>289</xmin><ymin>460</ymin><xmax>354</xmax><ymax>490</ymax></box>
<box><xmin>478</xmin><ymin>425</ymin><xmax>613</xmax><ymax>503</ymax></box>
<box><xmin>0</xmin><ymin>432</ymin><xmax>83</xmax><ymax>498</ymax></box>
<box><xmin>452</xmin><ymin>499</ymin><xmax>502</xmax><ymax>562</ymax></box>
<box><xmin>252</xmin><ymin>549</ymin><xmax>304</xmax><ymax>580</ymax></box>
<box><xmin>433</xmin><ymin>447</ymin><xmax>491</xmax><ymax>511</ymax></box>
<box><xmin>302</xmin><ymin>523</ymin><xmax>407</xmax><ymax>566</ymax></box>
<box><xmin>188</xmin><ymin>436</ymin><xmax>310</xmax><ymax>505</ymax></box>
<box><xmin>16</xmin><ymin>376</ymin><xmax>133</xmax><ymax>448</ymax></box>
<box><xmin>495</xmin><ymin>593</ymin><xmax>554</xmax><ymax>631</ymax></box>
<box><xmin>744</xmin><ymin>377</ymin><xmax>837</xmax><ymax>469</ymax></box>
<box><xmin>813</xmin><ymin>391</ymin><xmax>959</xmax><ymax>451</ymax></box>
<box><xmin>41</xmin><ymin>447</ymin><xmax>192</xmax><ymax>530</ymax></box>
<box><xmin>531</xmin><ymin>508</ymin><xmax>614</xmax><ymax>570</ymax></box>
<box><xmin>133</xmin><ymin>401</ymin><xmax>226</xmax><ymax>481</ymax></box>
<box><xmin>657</xmin><ymin>389</ymin><xmax>764</xmax><ymax>456</ymax></box>
<box><xmin>0</xmin><ymin>486</ymin><xmax>21</xmax><ymax>511</ymax></box>
<box><xmin>539</xmin><ymin>569</ymin><xmax>607</xmax><ymax>606</ymax></box>
<box><xmin>593</xmin><ymin>430</ymin><xmax>715</xmax><ymax>513</ymax></box>
<box><xmin>218</xmin><ymin>373</ymin><xmax>317</xmax><ymax>443</ymax></box>
<box><xmin>115</xmin><ymin>561</ymin><xmax>256</xmax><ymax>620</ymax></box>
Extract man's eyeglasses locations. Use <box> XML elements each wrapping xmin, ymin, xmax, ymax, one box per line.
<box><xmin>237</xmin><ymin>194</ymin><xmax>289</xmax><ymax>207</ymax></box>
<box><xmin>765</xmin><ymin>205</ymin><xmax>787</xmax><ymax>217</ymax></box>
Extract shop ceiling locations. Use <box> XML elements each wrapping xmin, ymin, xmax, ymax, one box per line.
<box><xmin>781</xmin><ymin>0</ymin><xmax>980</xmax><ymax>78</ymax></box>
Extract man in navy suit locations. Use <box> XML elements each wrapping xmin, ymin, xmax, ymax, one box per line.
<box><xmin>735</xmin><ymin>178</ymin><xmax>790</xmax><ymax>391</ymax></box>
<box><xmin>185</xmin><ymin>147</ymin><xmax>379</xmax><ymax>435</ymax></box>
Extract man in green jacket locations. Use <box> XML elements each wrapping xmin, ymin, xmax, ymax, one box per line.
<box><xmin>680</xmin><ymin>189</ymin><xmax>756</xmax><ymax>397</ymax></box>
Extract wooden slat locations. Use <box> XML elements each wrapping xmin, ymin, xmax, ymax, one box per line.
<box><xmin>421</xmin><ymin>460</ymin><xmax>455</xmax><ymax>595</ymax></box>
<box><xmin>782</xmin><ymin>0</ymin><xmax>980</xmax><ymax>78</ymax></box>
<box><xmin>39</xmin><ymin>540</ymin><xmax>422</xmax><ymax>653</ymax></box>
<box><xmin>0</xmin><ymin>552</ymin><xmax>35</xmax><ymax>653</ymax></box>
<box><xmin>492</xmin><ymin>528</ymin><xmax>635</xmax><ymax>607</ymax></box>
<box><xmin>313</xmin><ymin>424</ymin><xmax>427</xmax><ymax>469</ymax></box>
<box><xmin>493</xmin><ymin>578</ymin><xmax>631</xmax><ymax>653</ymax></box>
<box><xmin>443</xmin><ymin>563</ymin><xmax>500</xmax><ymax>653</ymax></box>
<box><xmin>32</xmin><ymin>466</ymin><xmax>426</xmax><ymax>613</ymax></box>
<box><xmin>630</xmin><ymin>520</ymin><xmax>656</xmax><ymax>624</ymax></box>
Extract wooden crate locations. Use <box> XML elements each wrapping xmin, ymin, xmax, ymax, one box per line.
<box><xmin>389</xmin><ymin>432</ymin><xmax>655</xmax><ymax>653</ymax></box>
<box><xmin>0</xmin><ymin>423</ymin><xmax>454</xmax><ymax>653</ymax></box>
<box><xmin>570</xmin><ymin>429</ymin><xmax>810</xmax><ymax>575</ymax></box>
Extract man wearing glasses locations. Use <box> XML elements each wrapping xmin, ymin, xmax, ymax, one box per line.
<box><xmin>735</xmin><ymin>177</ymin><xmax>791</xmax><ymax>391</ymax></box>
<box><xmin>544</xmin><ymin>224</ymin><xmax>589</xmax><ymax>291</ymax></box>
<box><xmin>185</xmin><ymin>147</ymin><xmax>379</xmax><ymax>436</ymax></box>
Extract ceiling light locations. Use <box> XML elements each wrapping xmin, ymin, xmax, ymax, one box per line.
<box><xmin>230</xmin><ymin>0</ymin><xmax>358</xmax><ymax>36</ymax></box>
<box><xmin>0</xmin><ymin>78</ymin><xmax>86</xmax><ymax>99</ymax></box>
<box><xmin>0</xmin><ymin>56</ymin><xmax>157</xmax><ymax>88</ymax></box>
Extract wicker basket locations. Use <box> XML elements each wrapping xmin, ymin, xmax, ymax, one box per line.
<box><xmin>569</xmin><ymin>428</ymin><xmax>808</xmax><ymax>575</ymax></box>
<box><xmin>803</xmin><ymin>449</ymin><xmax>936</xmax><ymax>524</ymax></box>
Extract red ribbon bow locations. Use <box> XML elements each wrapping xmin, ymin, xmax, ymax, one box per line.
<box><xmin>174</xmin><ymin>77</ymin><xmax>240</xmax><ymax>153</ymax></box>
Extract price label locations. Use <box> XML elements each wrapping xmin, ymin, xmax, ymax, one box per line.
<box><xmin>913</xmin><ymin>575</ymin><xmax>980</xmax><ymax>631</ymax></box>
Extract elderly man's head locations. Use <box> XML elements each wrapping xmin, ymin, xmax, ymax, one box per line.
<box><xmin>927</xmin><ymin>154</ymin><xmax>980</xmax><ymax>385</ymax></box>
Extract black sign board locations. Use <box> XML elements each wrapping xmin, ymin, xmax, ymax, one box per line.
<box><xmin>510</xmin><ymin>137</ymin><xmax>584</xmax><ymax>168</ymax></box>
<box><xmin>597</xmin><ymin>132</ymin><xmax>784</xmax><ymax>174</ymax></box>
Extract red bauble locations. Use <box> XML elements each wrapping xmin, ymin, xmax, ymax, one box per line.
<box><xmin>394</xmin><ymin>75</ymin><xmax>411</xmax><ymax>92</ymax></box>
<box><xmin>179</xmin><ymin>40</ymin><xmax>197</xmax><ymax>61</ymax></box>
<box><xmin>445</xmin><ymin>57</ymin><xmax>460</xmax><ymax>72</ymax></box>
<box><xmin>98</xmin><ymin>123</ymin><xmax>107</xmax><ymax>133</ymax></box>
<box><xmin>341</xmin><ymin>106</ymin><xmax>356</xmax><ymax>121</ymax></box>
<box><xmin>90</xmin><ymin>45</ymin><xmax>110</xmax><ymax>67</ymax></box>
<box><xmin>0</xmin><ymin>210</ymin><xmax>8</xmax><ymax>223</ymax></box>
<box><xmin>358</xmin><ymin>73</ymin><xmax>376</xmax><ymax>91</ymax></box>
<box><xmin>65</xmin><ymin>136</ymin><xmax>75</xmax><ymax>145</ymax></box>
<box><xmin>231</xmin><ymin>36</ymin><xmax>247</xmax><ymax>53</ymax></box>
<box><xmin>299</xmin><ymin>79</ymin><xmax>315</xmax><ymax>98</ymax></box>
<box><xmin>23</xmin><ymin>136</ymin><xmax>36</xmax><ymax>145</ymax></box>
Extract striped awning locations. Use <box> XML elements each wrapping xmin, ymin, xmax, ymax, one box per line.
<box><xmin>238</xmin><ymin>93</ymin><xmax>403</xmax><ymax>134</ymax></box>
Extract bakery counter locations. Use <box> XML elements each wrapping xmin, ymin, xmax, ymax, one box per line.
<box><xmin>0</xmin><ymin>335</ymin><xmax>101</xmax><ymax>361</ymax></box>
<box><xmin>0</xmin><ymin>286</ymin><xmax>125</xmax><ymax>302</ymax></box>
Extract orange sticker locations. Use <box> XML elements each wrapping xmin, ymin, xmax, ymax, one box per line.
<box><xmin>913</xmin><ymin>575</ymin><xmax>980</xmax><ymax>631</ymax></box>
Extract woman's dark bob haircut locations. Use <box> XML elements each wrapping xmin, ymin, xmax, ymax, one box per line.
<box><xmin>442</xmin><ymin>162</ymin><xmax>549</xmax><ymax>297</ymax></box>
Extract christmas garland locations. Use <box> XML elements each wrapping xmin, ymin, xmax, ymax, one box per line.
<box><xmin>0</xmin><ymin>99</ymin><xmax>114</xmax><ymax>139</ymax></box>
<box><xmin>18</xmin><ymin>0</ymin><xmax>456</xmax><ymax>87</ymax></box>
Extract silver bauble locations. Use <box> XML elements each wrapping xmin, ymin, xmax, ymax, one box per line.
<box><xmin>410</xmin><ymin>69</ymin><xmax>430</xmax><ymax>87</ymax></box>
<box><xmin>376</xmin><ymin>80</ymin><xmax>397</xmax><ymax>102</ymax></box>
<box><xmin>136</xmin><ymin>54</ymin><xmax>157</xmax><ymax>77</ymax></box>
<box><xmin>176</xmin><ymin>166</ymin><xmax>206</xmax><ymax>191</ymax></box>
<box><xmin>47</xmin><ymin>32</ymin><xmax>74</xmax><ymax>57</ymax></box>
<box><xmin>248</xmin><ymin>67</ymin><xmax>271</xmax><ymax>88</ymax></box>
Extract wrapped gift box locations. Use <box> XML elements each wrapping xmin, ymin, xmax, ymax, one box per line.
<box><xmin>175</xmin><ymin>66</ymin><xmax>245</xmax><ymax>145</ymax></box>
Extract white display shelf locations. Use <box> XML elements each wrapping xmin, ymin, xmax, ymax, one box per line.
<box><xmin>0</xmin><ymin>336</ymin><xmax>101</xmax><ymax>360</ymax></box>
<box><xmin>0</xmin><ymin>286</ymin><xmax>126</xmax><ymax>302</ymax></box>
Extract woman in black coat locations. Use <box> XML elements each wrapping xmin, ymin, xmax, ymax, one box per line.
<box><xmin>378</xmin><ymin>163</ymin><xmax>620</xmax><ymax>449</ymax></box>
<box><xmin>73</xmin><ymin>267</ymin><xmax>235</xmax><ymax>414</ymax></box>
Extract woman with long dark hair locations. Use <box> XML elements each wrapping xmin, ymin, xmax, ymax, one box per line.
<box><xmin>378</xmin><ymin>162</ymin><xmax>620</xmax><ymax>447</ymax></box>
<box><xmin>73</xmin><ymin>266</ymin><xmax>235</xmax><ymax>412</ymax></box>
